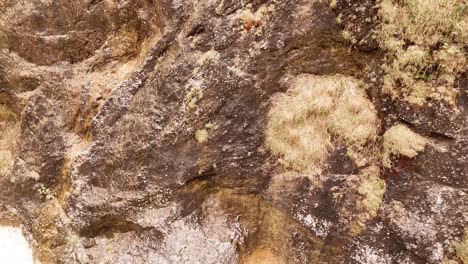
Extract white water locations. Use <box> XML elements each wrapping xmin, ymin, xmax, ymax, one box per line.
<box><xmin>0</xmin><ymin>226</ymin><xmax>34</xmax><ymax>264</ymax></box>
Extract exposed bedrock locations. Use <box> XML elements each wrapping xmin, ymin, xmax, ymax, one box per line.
<box><xmin>0</xmin><ymin>0</ymin><xmax>466</xmax><ymax>263</ymax></box>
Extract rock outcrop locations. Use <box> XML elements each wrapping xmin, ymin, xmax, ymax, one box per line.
<box><xmin>0</xmin><ymin>0</ymin><xmax>466</xmax><ymax>263</ymax></box>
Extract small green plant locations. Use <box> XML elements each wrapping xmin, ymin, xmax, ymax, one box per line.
<box><xmin>195</xmin><ymin>129</ymin><xmax>208</xmax><ymax>144</ymax></box>
<box><xmin>414</xmin><ymin>63</ymin><xmax>435</xmax><ymax>81</ymax></box>
<box><xmin>37</xmin><ymin>185</ymin><xmax>55</xmax><ymax>200</ymax></box>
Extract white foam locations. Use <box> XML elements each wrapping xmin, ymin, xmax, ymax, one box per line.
<box><xmin>0</xmin><ymin>226</ymin><xmax>34</xmax><ymax>264</ymax></box>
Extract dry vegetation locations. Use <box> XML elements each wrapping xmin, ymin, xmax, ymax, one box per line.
<box><xmin>266</xmin><ymin>75</ymin><xmax>378</xmax><ymax>174</ymax></box>
<box><xmin>239</xmin><ymin>4</ymin><xmax>274</xmax><ymax>30</ymax></box>
<box><xmin>0</xmin><ymin>105</ymin><xmax>16</xmax><ymax>122</ymax></box>
<box><xmin>378</xmin><ymin>0</ymin><xmax>467</xmax><ymax>105</ymax></box>
<box><xmin>195</xmin><ymin>129</ymin><xmax>208</xmax><ymax>144</ymax></box>
<box><xmin>382</xmin><ymin>124</ymin><xmax>427</xmax><ymax>168</ymax></box>
<box><xmin>0</xmin><ymin>104</ymin><xmax>19</xmax><ymax>174</ymax></box>
<box><xmin>357</xmin><ymin>166</ymin><xmax>386</xmax><ymax>217</ymax></box>
<box><xmin>185</xmin><ymin>87</ymin><xmax>204</xmax><ymax>111</ymax></box>
<box><xmin>455</xmin><ymin>229</ymin><xmax>468</xmax><ymax>263</ymax></box>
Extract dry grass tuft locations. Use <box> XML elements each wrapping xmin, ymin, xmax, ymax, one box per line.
<box><xmin>341</xmin><ymin>30</ymin><xmax>357</xmax><ymax>45</ymax></box>
<box><xmin>0</xmin><ymin>104</ymin><xmax>19</xmax><ymax>174</ymax></box>
<box><xmin>0</xmin><ymin>130</ymin><xmax>18</xmax><ymax>172</ymax></box>
<box><xmin>357</xmin><ymin>166</ymin><xmax>386</xmax><ymax>217</ymax></box>
<box><xmin>455</xmin><ymin>229</ymin><xmax>468</xmax><ymax>263</ymax></box>
<box><xmin>328</xmin><ymin>86</ymin><xmax>379</xmax><ymax>146</ymax></box>
<box><xmin>382</xmin><ymin>124</ymin><xmax>427</xmax><ymax>168</ymax></box>
<box><xmin>239</xmin><ymin>4</ymin><xmax>274</xmax><ymax>30</ymax></box>
<box><xmin>379</xmin><ymin>0</ymin><xmax>467</xmax><ymax>49</ymax></box>
<box><xmin>378</xmin><ymin>0</ymin><xmax>467</xmax><ymax>105</ymax></box>
<box><xmin>0</xmin><ymin>104</ymin><xmax>16</xmax><ymax>122</ymax></box>
<box><xmin>185</xmin><ymin>87</ymin><xmax>204</xmax><ymax>111</ymax></box>
<box><xmin>195</xmin><ymin>129</ymin><xmax>208</xmax><ymax>144</ymax></box>
<box><xmin>266</xmin><ymin>75</ymin><xmax>378</xmax><ymax>174</ymax></box>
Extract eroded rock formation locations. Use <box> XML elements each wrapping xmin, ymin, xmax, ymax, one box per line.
<box><xmin>0</xmin><ymin>0</ymin><xmax>466</xmax><ymax>263</ymax></box>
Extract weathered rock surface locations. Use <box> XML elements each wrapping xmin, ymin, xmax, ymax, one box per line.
<box><xmin>0</xmin><ymin>0</ymin><xmax>466</xmax><ymax>263</ymax></box>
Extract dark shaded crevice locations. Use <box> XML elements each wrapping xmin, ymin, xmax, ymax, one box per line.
<box><xmin>79</xmin><ymin>215</ymin><xmax>162</xmax><ymax>239</ymax></box>
<box><xmin>87</xmin><ymin>0</ymin><xmax>104</xmax><ymax>9</ymax></box>
<box><xmin>398</xmin><ymin>118</ymin><xmax>456</xmax><ymax>141</ymax></box>
<box><xmin>186</xmin><ymin>24</ymin><xmax>205</xmax><ymax>38</ymax></box>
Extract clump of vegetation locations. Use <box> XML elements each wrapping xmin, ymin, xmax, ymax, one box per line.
<box><xmin>266</xmin><ymin>75</ymin><xmax>378</xmax><ymax>174</ymax></box>
<box><xmin>0</xmin><ymin>155</ymin><xmax>6</xmax><ymax>170</ymax></box>
<box><xmin>357</xmin><ymin>166</ymin><xmax>386</xmax><ymax>217</ymax></box>
<box><xmin>0</xmin><ymin>104</ymin><xmax>18</xmax><ymax>174</ymax></box>
<box><xmin>335</xmin><ymin>14</ymin><xmax>343</xmax><ymax>25</ymax></box>
<box><xmin>328</xmin><ymin>84</ymin><xmax>378</xmax><ymax>146</ymax></box>
<box><xmin>378</xmin><ymin>0</ymin><xmax>467</xmax><ymax>105</ymax></box>
<box><xmin>185</xmin><ymin>87</ymin><xmax>204</xmax><ymax>111</ymax></box>
<box><xmin>0</xmin><ymin>104</ymin><xmax>16</xmax><ymax>121</ymax></box>
<box><xmin>342</xmin><ymin>30</ymin><xmax>357</xmax><ymax>45</ymax></box>
<box><xmin>204</xmin><ymin>123</ymin><xmax>214</xmax><ymax>129</ymax></box>
<box><xmin>382</xmin><ymin>124</ymin><xmax>427</xmax><ymax>168</ymax></box>
<box><xmin>37</xmin><ymin>185</ymin><xmax>55</xmax><ymax>200</ymax></box>
<box><xmin>195</xmin><ymin>129</ymin><xmax>208</xmax><ymax>144</ymax></box>
<box><xmin>239</xmin><ymin>4</ymin><xmax>274</xmax><ymax>30</ymax></box>
<box><xmin>379</xmin><ymin>0</ymin><xmax>467</xmax><ymax>48</ymax></box>
<box><xmin>454</xmin><ymin>229</ymin><xmax>468</xmax><ymax>263</ymax></box>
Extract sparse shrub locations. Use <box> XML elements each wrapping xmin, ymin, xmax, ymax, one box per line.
<box><xmin>239</xmin><ymin>4</ymin><xmax>274</xmax><ymax>30</ymax></box>
<box><xmin>195</xmin><ymin>129</ymin><xmax>208</xmax><ymax>144</ymax></box>
<box><xmin>378</xmin><ymin>0</ymin><xmax>467</xmax><ymax>105</ymax></box>
<box><xmin>382</xmin><ymin>124</ymin><xmax>427</xmax><ymax>168</ymax></box>
<box><xmin>266</xmin><ymin>75</ymin><xmax>378</xmax><ymax>174</ymax></box>
<box><xmin>239</xmin><ymin>9</ymin><xmax>257</xmax><ymax>30</ymax></box>
<box><xmin>379</xmin><ymin>0</ymin><xmax>467</xmax><ymax>49</ymax></box>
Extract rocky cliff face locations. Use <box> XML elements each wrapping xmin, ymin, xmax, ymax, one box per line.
<box><xmin>0</xmin><ymin>0</ymin><xmax>466</xmax><ymax>263</ymax></box>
